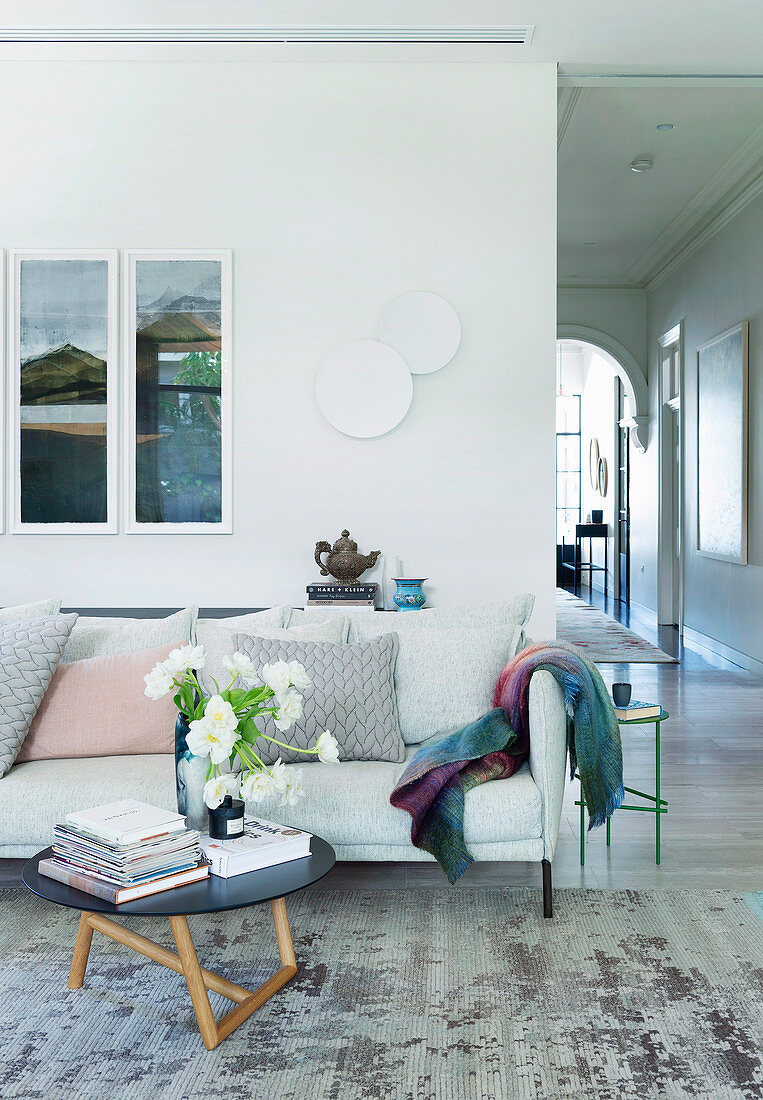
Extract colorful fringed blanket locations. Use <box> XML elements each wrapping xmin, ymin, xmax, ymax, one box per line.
<box><xmin>390</xmin><ymin>641</ymin><xmax>624</xmax><ymax>883</ymax></box>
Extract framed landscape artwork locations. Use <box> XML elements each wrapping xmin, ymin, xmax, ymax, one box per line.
<box><xmin>697</xmin><ymin>321</ymin><xmax>749</xmax><ymax>564</ymax></box>
<box><xmin>124</xmin><ymin>250</ymin><xmax>232</xmax><ymax>533</ymax></box>
<box><xmin>9</xmin><ymin>250</ymin><xmax>118</xmax><ymax>533</ymax></box>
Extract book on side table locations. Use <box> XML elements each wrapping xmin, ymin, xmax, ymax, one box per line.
<box><xmin>38</xmin><ymin>799</ymin><xmax>208</xmax><ymax>904</ymax></box>
<box><xmin>614</xmin><ymin>701</ymin><xmax>662</xmax><ymax>721</ymax></box>
<box><xmin>200</xmin><ymin>817</ymin><xmax>312</xmax><ymax>878</ymax></box>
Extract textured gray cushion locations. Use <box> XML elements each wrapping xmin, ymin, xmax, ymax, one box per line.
<box><xmin>0</xmin><ymin>614</ymin><xmax>77</xmax><ymax>776</ymax></box>
<box><xmin>233</xmin><ymin>633</ymin><xmax>404</xmax><ymax>765</ymax></box>
<box><xmin>62</xmin><ymin>607</ymin><xmax>198</xmax><ymax>663</ymax></box>
<box><xmin>198</xmin><ymin>617</ymin><xmax>349</xmax><ymax>695</ymax></box>
<box><xmin>0</xmin><ymin>599</ymin><xmax>62</xmax><ymax>626</ymax></box>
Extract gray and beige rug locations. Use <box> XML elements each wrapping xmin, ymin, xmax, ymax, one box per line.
<box><xmin>556</xmin><ymin>588</ymin><xmax>678</xmax><ymax>663</ymax></box>
<box><xmin>2</xmin><ymin>888</ymin><xmax>761</xmax><ymax>1099</ymax></box>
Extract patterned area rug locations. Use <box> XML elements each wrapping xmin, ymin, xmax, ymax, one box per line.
<box><xmin>556</xmin><ymin>589</ymin><xmax>678</xmax><ymax>663</ymax></box>
<box><xmin>2</xmin><ymin>888</ymin><xmax>761</xmax><ymax>1100</ymax></box>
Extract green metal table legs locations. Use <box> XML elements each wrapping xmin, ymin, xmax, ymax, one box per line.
<box><xmin>576</xmin><ymin>718</ymin><xmax>668</xmax><ymax>865</ymax></box>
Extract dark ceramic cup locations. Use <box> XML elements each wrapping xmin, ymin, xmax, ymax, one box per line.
<box><xmin>612</xmin><ymin>682</ymin><xmax>632</xmax><ymax>707</ymax></box>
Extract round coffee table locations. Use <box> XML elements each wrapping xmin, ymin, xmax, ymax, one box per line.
<box><xmin>23</xmin><ymin>836</ymin><xmax>335</xmax><ymax>1050</ymax></box>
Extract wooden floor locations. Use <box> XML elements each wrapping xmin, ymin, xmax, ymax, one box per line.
<box><xmin>2</xmin><ymin>598</ymin><xmax>761</xmax><ymax>895</ymax></box>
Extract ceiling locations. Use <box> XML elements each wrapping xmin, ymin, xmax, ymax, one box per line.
<box><xmin>1</xmin><ymin>0</ymin><xmax>763</xmax><ymax>72</ymax></box>
<box><xmin>558</xmin><ymin>87</ymin><xmax>763</xmax><ymax>286</ymax></box>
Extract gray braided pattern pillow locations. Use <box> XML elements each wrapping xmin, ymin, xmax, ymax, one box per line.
<box><xmin>0</xmin><ymin>614</ymin><xmax>78</xmax><ymax>776</ymax></box>
<box><xmin>233</xmin><ymin>633</ymin><xmax>404</xmax><ymax>764</ymax></box>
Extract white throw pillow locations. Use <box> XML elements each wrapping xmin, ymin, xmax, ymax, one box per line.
<box><xmin>198</xmin><ymin>617</ymin><xmax>349</xmax><ymax>694</ymax></box>
<box><xmin>388</xmin><ymin>623</ymin><xmax>523</xmax><ymax>744</ymax></box>
<box><xmin>0</xmin><ymin>599</ymin><xmax>62</xmax><ymax>626</ymax></box>
<box><xmin>287</xmin><ymin>606</ymin><xmax>377</xmax><ymax>634</ymax></box>
<box><xmin>62</xmin><ymin>607</ymin><xmax>199</xmax><ymax>663</ymax></box>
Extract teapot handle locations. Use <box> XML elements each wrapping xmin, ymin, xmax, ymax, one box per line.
<box><xmin>314</xmin><ymin>541</ymin><xmax>332</xmax><ymax>577</ymax></box>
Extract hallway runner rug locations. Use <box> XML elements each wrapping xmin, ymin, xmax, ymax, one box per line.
<box><xmin>1</xmin><ymin>887</ymin><xmax>760</xmax><ymax>1100</ymax></box>
<box><xmin>556</xmin><ymin>588</ymin><xmax>678</xmax><ymax>663</ymax></box>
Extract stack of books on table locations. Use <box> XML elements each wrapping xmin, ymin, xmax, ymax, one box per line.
<box><xmin>613</xmin><ymin>700</ymin><xmax>662</xmax><ymax>721</ymax></box>
<box><xmin>38</xmin><ymin>799</ymin><xmax>209</xmax><ymax>904</ymax></box>
<box><xmin>305</xmin><ymin>583</ymin><xmax>377</xmax><ymax>608</ymax></box>
<box><xmin>200</xmin><ymin>817</ymin><xmax>312</xmax><ymax>878</ymax></box>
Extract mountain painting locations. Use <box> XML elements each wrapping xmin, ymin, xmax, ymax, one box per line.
<box><xmin>133</xmin><ymin>257</ymin><xmax>224</xmax><ymax>525</ymax></box>
<box><xmin>18</xmin><ymin>257</ymin><xmax>111</xmax><ymax>525</ymax></box>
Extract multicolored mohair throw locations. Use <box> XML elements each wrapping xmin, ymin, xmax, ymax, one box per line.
<box><xmin>390</xmin><ymin>641</ymin><xmax>624</xmax><ymax>883</ymax></box>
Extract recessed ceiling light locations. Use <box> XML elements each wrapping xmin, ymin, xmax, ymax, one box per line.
<box><xmin>583</xmin><ymin>242</ymin><xmax>597</xmax><ymax>247</ymax></box>
<box><xmin>656</xmin><ymin>123</ymin><xmax>676</xmax><ymax>131</ymax></box>
<box><xmin>629</xmin><ymin>157</ymin><xmax>654</xmax><ymax>173</ymax></box>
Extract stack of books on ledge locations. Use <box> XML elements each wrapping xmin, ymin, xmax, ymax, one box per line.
<box><xmin>306</xmin><ymin>583</ymin><xmax>377</xmax><ymax>608</ymax></box>
<box><xmin>39</xmin><ymin>799</ymin><xmax>209</xmax><ymax>904</ymax></box>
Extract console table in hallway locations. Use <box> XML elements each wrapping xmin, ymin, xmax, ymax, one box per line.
<box><xmin>561</xmin><ymin>522</ymin><xmax>609</xmax><ymax>600</ymax></box>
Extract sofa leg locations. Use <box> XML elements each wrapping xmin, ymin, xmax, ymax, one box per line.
<box><xmin>541</xmin><ymin>859</ymin><xmax>553</xmax><ymax>918</ymax></box>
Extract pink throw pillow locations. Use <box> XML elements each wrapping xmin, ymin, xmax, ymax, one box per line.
<box><xmin>17</xmin><ymin>642</ymin><xmax>184</xmax><ymax>761</ymax></box>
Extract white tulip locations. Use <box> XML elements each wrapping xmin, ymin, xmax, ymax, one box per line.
<box><xmin>315</xmin><ymin>729</ymin><xmax>340</xmax><ymax>765</ymax></box>
<box><xmin>144</xmin><ymin>664</ymin><xmax>175</xmax><ymax>700</ymax></box>
<box><xmin>279</xmin><ymin>769</ymin><xmax>304</xmax><ymax>806</ymax></box>
<box><xmin>239</xmin><ymin>770</ymin><xmax>273</xmax><ymax>803</ymax></box>
<box><xmin>204</xmin><ymin>695</ymin><xmax>239</xmax><ymax>734</ymax></box>
<box><xmin>203</xmin><ymin>772</ymin><xmax>239</xmax><ymax>809</ymax></box>
<box><xmin>164</xmin><ymin>644</ymin><xmax>206</xmax><ymax>676</ymax></box>
<box><xmin>262</xmin><ymin>661</ymin><xmax>292</xmax><ymax>697</ymax></box>
<box><xmin>222</xmin><ymin>651</ymin><xmax>259</xmax><ymax>684</ymax></box>
<box><xmin>273</xmin><ymin>690</ymin><xmax>303</xmax><ymax>732</ymax></box>
<box><xmin>287</xmin><ymin>660</ymin><xmax>312</xmax><ymax>692</ymax></box>
<box><xmin>187</xmin><ymin>715</ymin><xmax>239</xmax><ymax>765</ymax></box>
<box><xmin>268</xmin><ymin>758</ymin><xmax>289</xmax><ymax>795</ymax></box>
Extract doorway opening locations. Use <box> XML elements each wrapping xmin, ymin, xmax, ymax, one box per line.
<box><xmin>658</xmin><ymin>323</ymin><xmax>683</xmax><ymax>629</ymax></box>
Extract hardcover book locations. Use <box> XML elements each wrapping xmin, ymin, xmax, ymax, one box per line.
<box><xmin>65</xmin><ymin>800</ymin><xmax>187</xmax><ymax>845</ymax></box>
<box><xmin>199</xmin><ymin>817</ymin><xmax>312</xmax><ymax>879</ymax></box>
<box><xmin>306</xmin><ymin>584</ymin><xmax>377</xmax><ymax>599</ymax></box>
<box><xmin>614</xmin><ymin>701</ymin><xmax>662</xmax><ymax>721</ymax></box>
<box><xmin>38</xmin><ymin>857</ymin><xmax>209</xmax><ymax>904</ymax></box>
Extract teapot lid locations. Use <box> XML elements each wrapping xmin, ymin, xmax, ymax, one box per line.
<box><xmin>333</xmin><ymin>529</ymin><xmax>357</xmax><ymax>552</ymax></box>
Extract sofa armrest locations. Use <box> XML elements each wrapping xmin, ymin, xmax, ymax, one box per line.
<box><xmin>528</xmin><ymin>669</ymin><xmax>568</xmax><ymax>861</ymax></box>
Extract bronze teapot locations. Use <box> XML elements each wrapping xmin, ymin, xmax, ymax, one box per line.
<box><xmin>314</xmin><ymin>530</ymin><xmax>381</xmax><ymax>584</ymax></box>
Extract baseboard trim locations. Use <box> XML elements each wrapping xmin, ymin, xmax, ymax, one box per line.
<box><xmin>682</xmin><ymin>625</ymin><xmax>763</xmax><ymax>676</ymax></box>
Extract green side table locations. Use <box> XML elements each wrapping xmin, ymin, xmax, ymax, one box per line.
<box><xmin>576</xmin><ymin>707</ymin><xmax>669</xmax><ymax>866</ymax></box>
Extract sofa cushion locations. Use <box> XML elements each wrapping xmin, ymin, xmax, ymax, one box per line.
<box><xmin>0</xmin><ymin>749</ymin><xmax>540</xmax><ymax>853</ymax></box>
<box><xmin>233</xmin><ymin>633</ymin><xmax>405</xmax><ymax>764</ymax></box>
<box><xmin>0</xmin><ymin>614</ymin><xmax>77</xmax><ymax>777</ymax></box>
<box><xmin>17</xmin><ymin>642</ymin><xmax>183</xmax><ymax>762</ymax></box>
<box><xmin>62</xmin><ymin>607</ymin><xmax>199</xmax><ymax>663</ymax></box>
<box><xmin>0</xmin><ymin>754</ymin><xmax>178</xmax><ymax>850</ymax></box>
<box><xmin>0</xmin><ymin>598</ymin><xmax>62</xmax><ymax>626</ymax></box>
<box><xmin>198</xmin><ymin>616</ymin><xmax>348</xmax><ymax>695</ymax></box>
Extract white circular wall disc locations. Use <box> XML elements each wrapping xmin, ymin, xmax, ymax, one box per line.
<box><xmin>315</xmin><ymin>339</ymin><xmax>413</xmax><ymax>438</ymax></box>
<box><xmin>379</xmin><ymin>291</ymin><xmax>461</xmax><ymax>375</ymax></box>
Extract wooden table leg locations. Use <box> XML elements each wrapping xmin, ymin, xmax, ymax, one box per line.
<box><xmin>68</xmin><ymin>900</ymin><xmax>298</xmax><ymax>1050</ymax></box>
<box><xmin>169</xmin><ymin>915</ymin><xmax>220</xmax><ymax>1050</ymax></box>
<box><xmin>68</xmin><ymin>911</ymin><xmax>95</xmax><ymax>989</ymax></box>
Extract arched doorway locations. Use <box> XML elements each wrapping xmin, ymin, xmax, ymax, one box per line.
<box><xmin>556</xmin><ymin>336</ymin><xmax>646</xmax><ymax>608</ymax></box>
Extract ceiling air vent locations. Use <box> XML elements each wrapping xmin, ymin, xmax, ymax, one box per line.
<box><xmin>0</xmin><ymin>25</ymin><xmax>536</xmax><ymax>45</ymax></box>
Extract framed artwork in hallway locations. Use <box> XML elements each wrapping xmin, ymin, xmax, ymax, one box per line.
<box><xmin>123</xmin><ymin>250</ymin><xmax>232</xmax><ymax>534</ymax></box>
<box><xmin>697</xmin><ymin>321</ymin><xmax>749</xmax><ymax>565</ymax></box>
<box><xmin>8</xmin><ymin>250</ymin><xmax>118</xmax><ymax>534</ymax></box>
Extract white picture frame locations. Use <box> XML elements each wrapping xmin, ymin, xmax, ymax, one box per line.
<box><xmin>0</xmin><ymin>249</ymin><xmax>4</xmax><ymax>534</ymax></box>
<box><xmin>8</xmin><ymin>249</ymin><xmax>118</xmax><ymax>534</ymax></box>
<box><xmin>696</xmin><ymin>321</ymin><xmax>749</xmax><ymax>564</ymax></box>
<box><xmin>123</xmin><ymin>250</ymin><xmax>232</xmax><ymax>534</ymax></box>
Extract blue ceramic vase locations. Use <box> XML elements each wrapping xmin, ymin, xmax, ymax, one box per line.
<box><xmin>174</xmin><ymin>713</ymin><xmax>209</xmax><ymax>833</ymax></box>
<box><xmin>392</xmin><ymin>577</ymin><xmax>427</xmax><ymax>612</ymax></box>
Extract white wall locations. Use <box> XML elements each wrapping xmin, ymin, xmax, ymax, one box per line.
<box><xmin>639</xmin><ymin>193</ymin><xmax>762</xmax><ymax>665</ymax></box>
<box><xmin>0</xmin><ymin>61</ymin><xmax>558</xmax><ymax>634</ymax></box>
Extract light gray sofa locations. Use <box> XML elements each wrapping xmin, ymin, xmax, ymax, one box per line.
<box><xmin>0</xmin><ymin>606</ymin><xmax>568</xmax><ymax>916</ymax></box>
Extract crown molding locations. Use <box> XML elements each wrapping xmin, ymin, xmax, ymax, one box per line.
<box><xmin>557</xmin><ymin>71</ymin><xmax>763</xmax><ymax>88</ymax></box>
<box><xmin>557</xmin><ymin>282</ymin><xmax>645</xmax><ymax>294</ymax></box>
<box><xmin>557</xmin><ymin>86</ymin><xmax>583</xmax><ymax>151</ymax></box>
<box><xmin>644</xmin><ymin>167</ymin><xmax>763</xmax><ymax>294</ymax></box>
<box><xmin>627</xmin><ymin>121</ymin><xmax>763</xmax><ymax>287</ymax></box>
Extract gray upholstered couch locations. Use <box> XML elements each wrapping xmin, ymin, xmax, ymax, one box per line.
<box><xmin>0</xmin><ymin>604</ymin><xmax>568</xmax><ymax>914</ymax></box>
